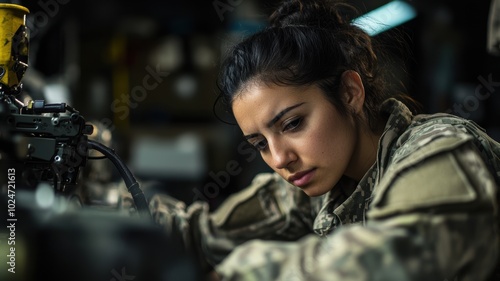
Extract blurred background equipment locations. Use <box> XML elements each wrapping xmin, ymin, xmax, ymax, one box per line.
<box><xmin>488</xmin><ymin>0</ymin><xmax>500</xmax><ymax>56</ymax></box>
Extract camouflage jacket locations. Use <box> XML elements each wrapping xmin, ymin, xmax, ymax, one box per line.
<box><xmin>149</xmin><ymin>98</ymin><xmax>500</xmax><ymax>280</ymax></box>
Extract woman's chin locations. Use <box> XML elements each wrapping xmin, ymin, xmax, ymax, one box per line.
<box><xmin>300</xmin><ymin>184</ymin><xmax>330</xmax><ymax>197</ymax></box>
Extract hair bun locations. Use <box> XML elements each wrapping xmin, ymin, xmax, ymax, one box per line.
<box><xmin>269</xmin><ymin>0</ymin><xmax>355</xmax><ymax>29</ymax></box>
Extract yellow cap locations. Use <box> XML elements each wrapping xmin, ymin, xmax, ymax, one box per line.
<box><xmin>0</xmin><ymin>4</ymin><xmax>30</xmax><ymax>91</ymax></box>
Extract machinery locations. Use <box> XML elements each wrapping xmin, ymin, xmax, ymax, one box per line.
<box><xmin>0</xmin><ymin>3</ymin><xmax>150</xmax><ymax>216</ymax></box>
<box><xmin>0</xmin><ymin>4</ymin><xmax>199</xmax><ymax>280</ymax></box>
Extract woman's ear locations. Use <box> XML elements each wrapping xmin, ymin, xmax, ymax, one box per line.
<box><xmin>340</xmin><ymin>70</ymin><xmax>365</xmax><ymax>115</ymax></box>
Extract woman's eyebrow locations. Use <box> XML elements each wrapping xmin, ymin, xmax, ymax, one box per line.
<box><xmin>243</xmin><ymin>102</ymin><xmax>306</xmax><ymax>140</ymax></box>
<box><xmin>244</xmin><ymin>133</ymin><xmax>259</xmax><ymax>140</ymax></box>
<box><xmin>266</xmin><ymin>102</ymin><xmax>305</xmax><ymax>128</ymax></box>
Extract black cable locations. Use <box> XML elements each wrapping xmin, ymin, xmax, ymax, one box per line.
<box><xmin>87</xmin><ymin>155</ymin><xmax>107</xmax><ymax>160</ymax></box>
<box><xmin>87</xmin><ymin>140</ymin><xmax>152</xmax><ymax>220</ymax></box>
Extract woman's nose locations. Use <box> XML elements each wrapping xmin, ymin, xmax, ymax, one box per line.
<box><xmin>268</xmin><ymin>139</ymin><xmax>297</xmax><ymax>170</ymax></box>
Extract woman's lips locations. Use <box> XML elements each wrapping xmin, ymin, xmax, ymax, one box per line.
<box><xmin>288</xmin><ymin>169</ymin><xmax>316</xmax><ymax>187</ymax></box>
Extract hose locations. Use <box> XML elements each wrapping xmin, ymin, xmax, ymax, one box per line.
<box><xmin>87</xmin><ymin>140</ymin><xmax>152</xmax><ymax>220</ymax></box>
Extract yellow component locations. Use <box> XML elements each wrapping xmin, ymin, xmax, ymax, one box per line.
<box><xmin>110</xmin><ymin>35</ymin><xmax>130</xmax><ymax>131</ymax></box>
<box><xmin>0</xmin><ymin>4</ymin><xmax>30</xmax><ymax>90</ymax></box>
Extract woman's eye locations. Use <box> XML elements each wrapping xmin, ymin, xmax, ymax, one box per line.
<box><xmin>253</xmin><ymin>139</ymin><xmax>268</xmax><ymax>151</ymax></box>
<box><xmin>283</xmin><ymin>117</ymin><xmax>302</xmax><ymax>132</ymax></box>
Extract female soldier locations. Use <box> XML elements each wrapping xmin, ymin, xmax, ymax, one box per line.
<box><xmin>149</xmin><ymin>0</ymin><xmax>500</xmax><ymax>279</ymax></box>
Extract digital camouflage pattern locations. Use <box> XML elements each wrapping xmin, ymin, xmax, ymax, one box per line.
<box><xmin>148</xmin><ymin>98</ymin><xmax>500</xmax><ymax>280</ymax></box>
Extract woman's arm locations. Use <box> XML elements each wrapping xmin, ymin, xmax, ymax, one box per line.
<box><xmin>149</xmin><ymin>172</ymin><xmax>315</xmax><ymax>272</ymax></box>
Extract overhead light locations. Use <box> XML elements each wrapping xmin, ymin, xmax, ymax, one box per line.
<box><xmin>353</xmin><ymin>0</ymin><xmax>417</xmax><ymax>36</ymax></box>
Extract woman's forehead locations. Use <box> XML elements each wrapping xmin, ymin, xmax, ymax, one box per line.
<box><xmin>232</xmin><ymin>84</ymin><xmax>324</xmax><ymax>127</ymax></box>
<box><xmin>234</xmin><ymin>82</ymin><xmax>320</xmax><ymax>102</ymax></box>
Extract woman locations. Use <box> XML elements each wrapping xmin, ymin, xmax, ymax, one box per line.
<box><xmin>149</xmin><ymin>0</ymin><xmax>500</xmax><ymax>280</ymax></box>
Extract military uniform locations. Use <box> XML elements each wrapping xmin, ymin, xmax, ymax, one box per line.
<box><xmin>149</xmin><ymin>98</ymin><xmax>500</xmax><ymax>280</ymax></box>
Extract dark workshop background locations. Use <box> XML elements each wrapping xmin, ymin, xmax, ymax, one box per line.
<box><xmin>7</xmin><ymin>0</ymin><xmax>500</xmax><ymax>209</ymax></box>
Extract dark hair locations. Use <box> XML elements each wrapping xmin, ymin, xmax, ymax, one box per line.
<box><xmin>216</xmin><ymin>0</ymin><xmax>419</xmax><ymax>132</ymax></box>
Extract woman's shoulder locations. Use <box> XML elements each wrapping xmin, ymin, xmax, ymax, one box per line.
<box><xmin>368</xmin><ymin>112</ymin><xmax>500</xmax><ymax>218</ymax></box>
<box><xmin>369</xmin><ymin>114</ymin><xmax>500</xmax><ymax>219</ymax></box>
<box><xmin>390</xmin><ymin>112</ymin><xmax>491</xmax><ymax>165</ymax></box>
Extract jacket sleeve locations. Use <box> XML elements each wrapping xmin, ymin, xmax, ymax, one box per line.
<box><xmin>148</xmin><ymin>172</ymin><xmax>315</xmax><ymax>272</ymax></box>
<box><xmin>215</xmin><ymin>139</ymin><xmax>499</xmax><ymax>281</ymax></box>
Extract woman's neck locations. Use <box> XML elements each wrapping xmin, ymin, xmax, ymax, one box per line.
<box><xmin>345</xmin><ymin>125</ymin><xmax>382</xmax><ymax>182</ymax></box>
